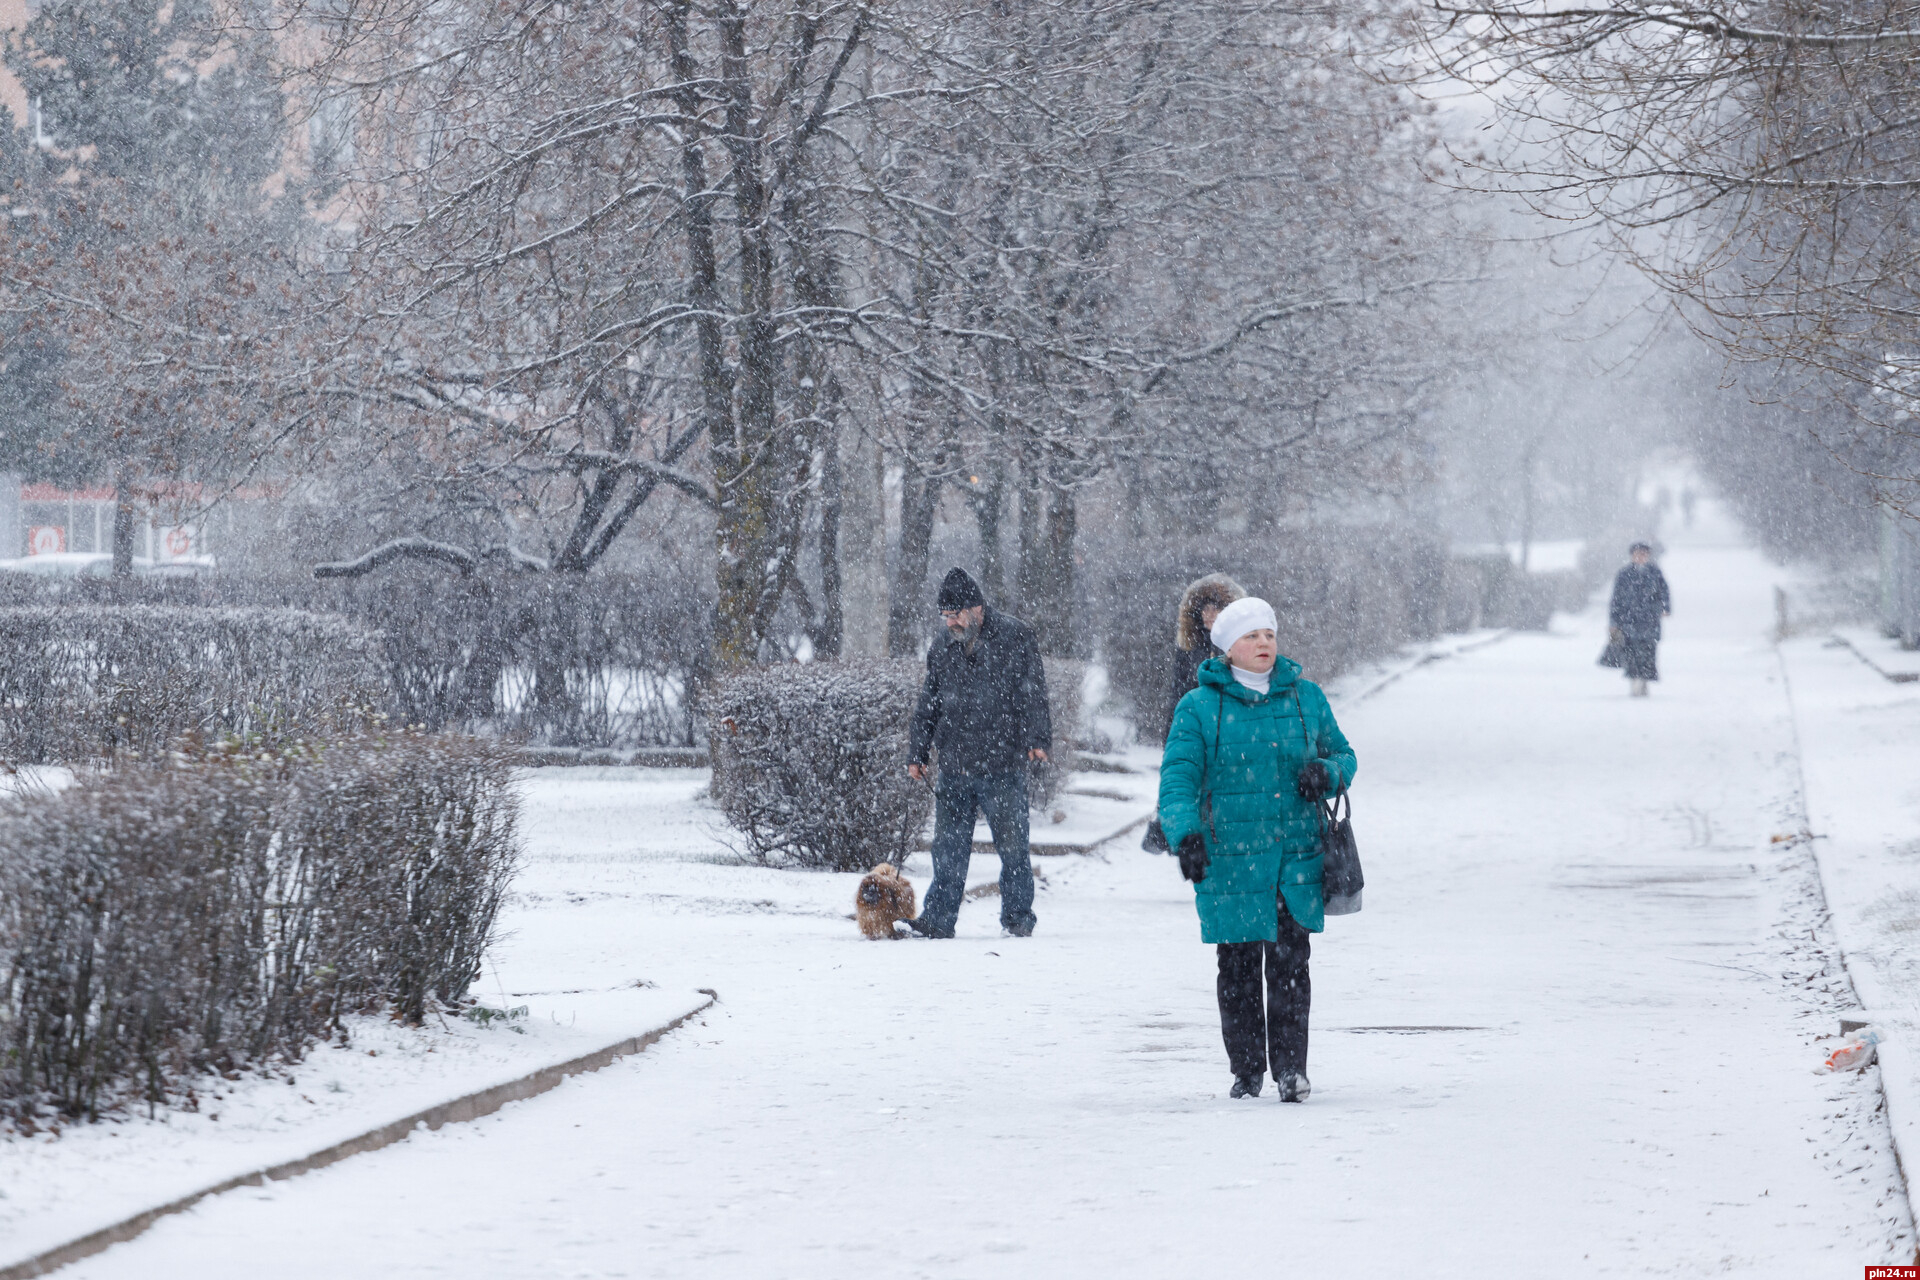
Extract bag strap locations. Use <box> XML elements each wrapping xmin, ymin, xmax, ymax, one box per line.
<box><xmin>1292</xmin><ymin>685</ymin><xmax>1349</xmax><ymax>833</ymax></box>
<box><xmin>1201</xmin><ymin>685</ymin><xmax>1225</xmax><ymax>841</ymax></box>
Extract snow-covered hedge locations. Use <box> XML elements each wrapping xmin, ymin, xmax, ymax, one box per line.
<box><xmin>0</xmin><ymin>606</ymin><xmax>383</xmax><ymax>764</ymax></box>
<box><xmin>317</xmin><ymin>568</ymin><xmax>710</xmax><ymax>748</ymax></box>
<box><xmin>0</xmin><ymin>731</ymin><xmax>520</xmax><ymax>1123</ymax></box>
<box><xmin>708</xmin><ymin>660</ymin><xmax>932</xmax><ymax>872</ymax></box>
<box><xmin>0</xmin><ymin>569</ymin><xmax>711</xmax><ymax>751</ymax></box>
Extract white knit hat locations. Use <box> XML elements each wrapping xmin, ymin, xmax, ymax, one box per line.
<box><xmin>1210</xmin><ymin>596</ymin><xmax>1277</xmax><ymax>653</ymax></box>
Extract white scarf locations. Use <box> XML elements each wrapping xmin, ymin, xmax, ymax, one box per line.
<box><xmin>1229</xmin><ymin>663</ymin><xmax>1271</xmax><ymax>695</ymax></box>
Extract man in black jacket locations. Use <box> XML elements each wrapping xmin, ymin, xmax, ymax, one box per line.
<box><xmin>902</xmin><ymin>568</ymin><xmax>1052</xmax><ymax>938</ymax></box>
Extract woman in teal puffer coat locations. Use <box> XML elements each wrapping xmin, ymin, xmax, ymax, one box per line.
<box><xmin>1158</xmin><ymin>596</ymin><xmax>1355</xmax><ymax>1102</ymax></box>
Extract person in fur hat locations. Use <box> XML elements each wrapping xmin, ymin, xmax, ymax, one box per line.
<box><xmin>1165</xmin><ymin>573</ymin><xmax>1247</xmax><ymax>734</ymax></box>
<box><xmin>1142</xmin><ymin>573</ymin><xmax>1248</xmax><ymax>856</ymax></box>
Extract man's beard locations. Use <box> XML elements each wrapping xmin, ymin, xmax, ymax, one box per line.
<box><xmin>947</xmin><ymin>616</ymin><xmax>982</xmax><ymax>646</ymax></box>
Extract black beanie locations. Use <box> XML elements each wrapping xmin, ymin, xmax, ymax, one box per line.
<box><xmin>937</xmin><ymin>567</ymin><xmax>985</xmax><ymax>610</ymax></box>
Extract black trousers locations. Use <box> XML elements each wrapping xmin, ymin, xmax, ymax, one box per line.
<box><xmin>1216</xmin><ymin>900</ymin><xmax>1312</xmax><ymax>1080</ymax></box>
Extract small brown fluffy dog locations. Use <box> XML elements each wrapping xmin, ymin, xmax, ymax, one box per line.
<box><xmin>855</xmin><ymin>863</ymin><xmax>917</xmax><ymax>939</ymax></box>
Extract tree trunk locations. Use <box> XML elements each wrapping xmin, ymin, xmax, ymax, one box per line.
<box><xmin>711</xmin><ymin>3</ymin><xmax>781</xmax><ymax>668</ymax></box>
<box><xmin>111</xmin><ymin>475</ymin><xmax>137</xmax><ymax>578</ymax></box>
<box><xmin>1519</xmin><ymin>437</ymin><xmax>1538</xmax><ymax>573</ymax></box>
<box><xmin>664</xmin><ymin>1</ymin><xmax>743</xmax><ymax>667</ymax></box>
<box><xmin>1016</xmin><ymin>459</ymin><xmax>1044</xmax><ymax>615</ymax></box>
<box><xmin>838</xmin><ymin>435</ymin><xmax>889</xmax><ymax>655</ymax></box>
<box><xmin>971</xmin><ymin>463</ymin><xmax>1006</xmax><ymax>601</ymax></box>
<box><xmin>527</xmin><ymin>584</ymin><xmax>571</xmax><ymax>739</ymax></box>
<box><xmin>1038</xmin><ymin>482</ymin><xmax>1077</xmax><ymax>655</ymax></box>
<box><xmin>1122</xmin><ymin>457</ymin><xmax>1145</xmax><ymax>541</ymax></box>
<box><xmin>813</xmin><ymin>412</ymin><xmax>845</xmax><ymax>659</ymax></box>
<box><xmin>888</xmin><ymin>466</ymin><xmax>938</xmax><ymax>657</ymax></box>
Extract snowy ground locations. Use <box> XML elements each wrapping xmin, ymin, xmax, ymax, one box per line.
<box><xmin>1779</xmin><ymin>618</ymin><xmax>1920</xmax><ymax>1195</ymax></box>
<box><xmin>0</xmin><ymin>993</ymin><xmax>709</xmax><ymax>1271</ymax></box>
<box><xmin>45</xmin><ymin>497</ymin><xmax>1920</xmax><ymax>1277</ymax></box>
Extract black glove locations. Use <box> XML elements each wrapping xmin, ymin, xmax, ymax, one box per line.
<box><xmin>1296</xmin><ymin>760</ymin><xmax>1332</xmax><ymax>800</ymax></box>
<box><xmin>1176</xmin><ymin>833</ymin><xmax>1209</xmax><ymax>884</ymax></box>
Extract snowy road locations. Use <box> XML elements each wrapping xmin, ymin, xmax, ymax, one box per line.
<box><xmin>62</xmin><ymin>510</ymin><xmax>1916</xmax><ymax>1277</ymax></box>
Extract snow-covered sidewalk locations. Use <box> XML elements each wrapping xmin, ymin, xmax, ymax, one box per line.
<box><xmin>50</xmin><ymin>505</ymin><xmax>1919</xmax><ymax>1277</ymax></box>
<box><xmin>1779</xmin><ymin>620</ymin><xmax>1920</xmax><ymax>1203</ymax></box>
<box><xmin>0</xmin><ymin>990</ymin><xmax>711</xmax><ymax>1275</ymax></box>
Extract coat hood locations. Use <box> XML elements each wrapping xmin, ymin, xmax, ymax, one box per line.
<box><xmin>1195</xmin><ymin>653</ymin><xmax>1301</xmax><ymax>699</ymax></box>
<box><xmin>1175</xmin><ymin>573</ymin><xmax>1247</xmax><ymax>651</ymax></box>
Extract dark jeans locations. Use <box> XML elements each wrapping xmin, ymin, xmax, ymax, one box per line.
<box><xmin>921</xmin><ymin>770</ymin><xmax>1035</xmax><ymax>936</ymax></box>
<box><xmin>1216</xmin><ymin>899</ymin><xmax>1311</xmax><ymax>1081</ymax></box>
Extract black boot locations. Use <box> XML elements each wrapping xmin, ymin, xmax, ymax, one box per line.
<box><xmin>1277</xmin><ymin>1072</ymin><xmax>1310</xmax><ymax>1103</ymax></box>
<box><xmin>1230</xmin><ymin>1073</ymin><xmax>1263</xmax><ymax>1099</ymax></box>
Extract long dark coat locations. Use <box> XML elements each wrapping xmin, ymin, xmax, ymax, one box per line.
<box><xmin>909</xmin><ymin>606</ymin><xmax>1052</xmax><ymax>776</ymax></box>
<box><xmin>1608</xmin><ymin>563</ymin><xmax>1672</xmax><ymax>638</ymax></box>
<box><xmin>1608</xmin><ymin>562</ymin><xmax>1671</xmax><ymax>680</ymax></box>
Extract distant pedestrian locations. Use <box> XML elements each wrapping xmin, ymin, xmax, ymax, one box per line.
<box><xmin>1608</xmin><ymin>542</ymin><xmax>1671</xmax><ymax>697</ymax></box>
<box><xmin>1164</xmin><ymin>573</ymin><xmax>1246</xmax><ymax>733</ymax></box>
<box><xmin>1157</xmin><ymin>597</ymin><xmax>1356</xmax><ymax>1102</ymax></box>
<box><xmin>1680</xmin><ymin>486</ymin><xmax>1697</xmax><ymax>528</ymax></box>
<box><xmin>900</xmin><ymin>568</ymin><xmax>1052</xmax><ymax>939</ymax></box>
<box><xmin>1142</xmin><ymin>574</ymin><xmax>1247</xmax><ymax>855</ymax></box>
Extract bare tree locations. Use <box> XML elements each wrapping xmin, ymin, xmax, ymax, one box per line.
<box><xmin>243</xmin><ymin>0</ymin><xmax>1482</xmax><ymax>669</ymax></box>
<box><xmin>1413</xmin><ymin>0</ymin><xmax>1920</xmax><ymax>505</ymax></box>
<box><xmin>1</xmin><ymin>1</ymin><xmax>303</xmax><ymax>572</ymax></box>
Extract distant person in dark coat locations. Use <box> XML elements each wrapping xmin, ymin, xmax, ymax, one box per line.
<box><xmin>1164</xmin><ymin>573</ymin><xmax>1247</xmax><ymax>733</ymax></box>
<box><xmin>1608</xmin><ymin>542</ymin><xmax>1671</xmax><ymax>697</ymax></box>
<box><xmin>1142</xmin><ymin>573</ymin><xmax>1247</xmax><ymax>856</ymax></box>
<box><xmin>901</xmin><ymin>568</ymin><xmax>1052</xmax><ymax>938</ymax></box>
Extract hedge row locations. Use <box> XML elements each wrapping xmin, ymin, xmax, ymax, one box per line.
<box><xmin>0</xmin><ymin>731</ymin><xmax>520</xmax><ymax>1122</ymax></box>
<box><xmin>0</xmin><ymin>606</ymin><xmax>383</xmax><ymax>764</ymax></box>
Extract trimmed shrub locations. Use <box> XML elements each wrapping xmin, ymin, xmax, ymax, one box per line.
<box><xmin>708</xmin><ymin>660</ymin><xmax>932</xmax><ymax>871</ymax></box>
<box><xmin>315</xmin><ymin>568</ymin><xmax>710</xmax><ymax>748</ymax></box>
<box><xmin>0</xmin><ymin>606</ymin><xmax>383</xmax><ymax>764</ymax></box>
<box><xmin>0</xmin><ymin>569</ymin><xmax>711</xmax><ymax>751</ymax></box>
<box><xmin>0</xmin><ymin>732</ymin><xmax>520</xmax><ymax>1122</ymax></box>
<box><xmin>276</xmin><ymin>732</ymin><xmax>521</xmax><ymax>1025</ymax></box>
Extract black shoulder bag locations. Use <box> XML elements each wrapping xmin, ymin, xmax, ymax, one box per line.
<box><xmin>1294</xmin><ymin>690</ymin><xmax>1363</xmax><ymax>916</ymax></box>
<box><xmin>1318</xmin><ymin>788</ymin><xmax>1363</xmax><ymax>915</ymax></box>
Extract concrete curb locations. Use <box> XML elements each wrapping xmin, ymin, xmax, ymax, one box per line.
<box><xmin>1</xmin><ymin>991</ymin><xmax>718</xmax><ymax>1280</ymax></box>
<box><xmin>1776</xmin><ymin>643</ymin><xmax>1920</xmax><ymax>1257</ymax></box>
<box><xmin>1828</xmin><ymin>631</ymin><xmax>1920</xmax><ymax>685</ymax></box>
